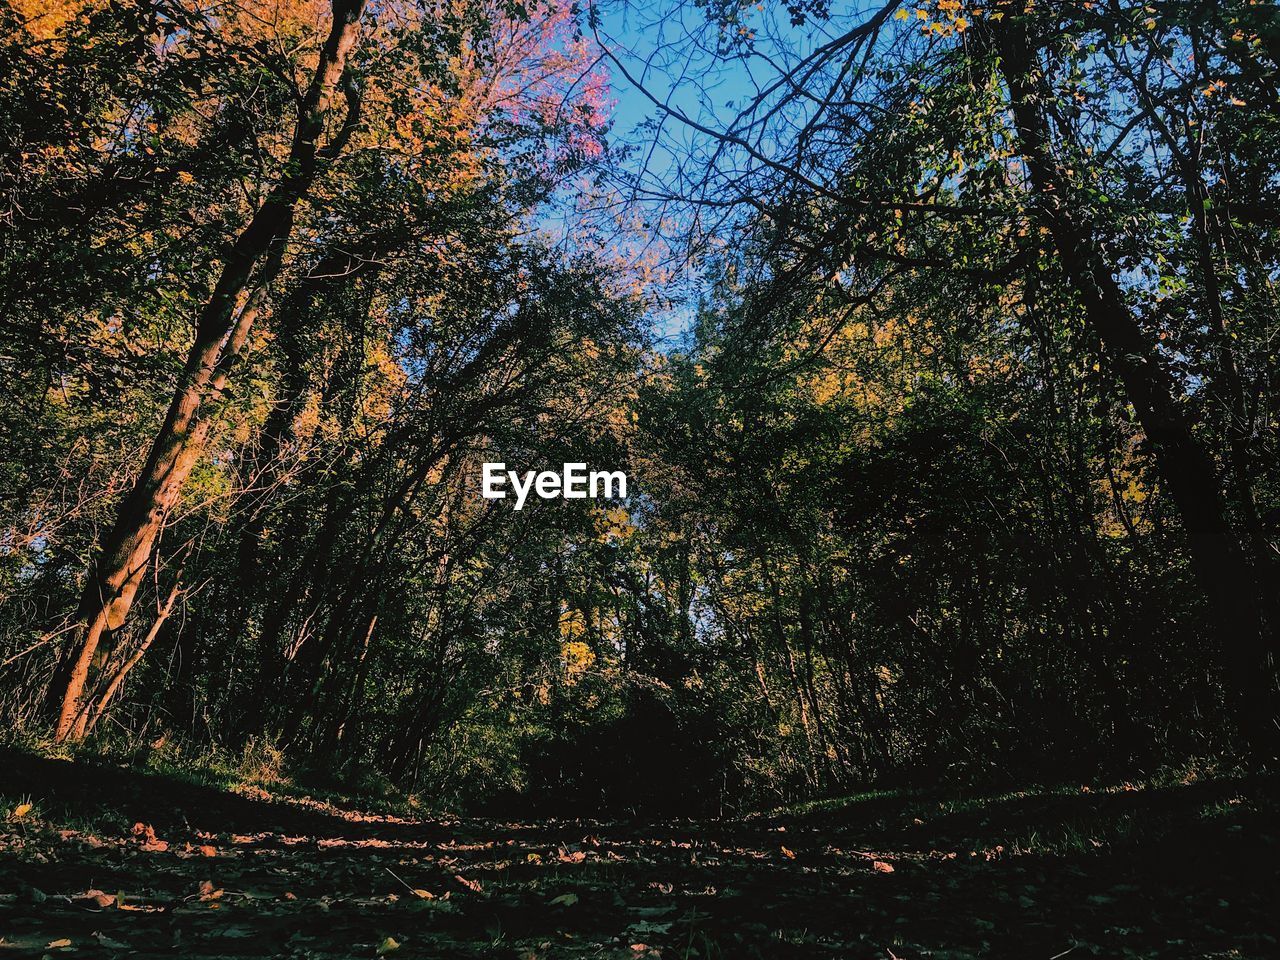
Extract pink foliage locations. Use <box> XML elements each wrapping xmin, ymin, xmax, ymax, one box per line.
<box><xmin>473</xmin><ymin>0</ymin><xmax>613</xmax><ymax>173</ymax></box>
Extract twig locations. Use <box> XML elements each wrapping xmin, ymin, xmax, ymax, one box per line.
<box><xmin>384</xmin><ymin>866</ymin><xmax>416</xmax><ymax>895</ymax></box>
<box><xmin>2</xmin><ymin>620</ymin><xmax>80</xmax><ymax>667</ymax></box>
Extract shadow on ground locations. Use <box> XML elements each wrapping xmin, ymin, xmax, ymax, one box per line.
<box><xmin>2</xmin><ymin>750</ymin><xmax>1277</xmax><ymax>958</ymax></box>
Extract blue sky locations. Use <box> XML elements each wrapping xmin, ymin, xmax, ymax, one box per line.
<box><xmin>571</xmin><ymin>1</ymin><xmax>900</xmax><ymax>346</ymax></box>
<box><xmin>596</xmin><ymin>1</ymin><xmax>893</xmax><ymax>174</ymax></box>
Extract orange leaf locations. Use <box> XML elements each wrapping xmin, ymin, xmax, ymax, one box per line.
<box><xmin>454</xmin><ymin>875</ymin><xmax>484</xmax><ymax>894</ymax></box>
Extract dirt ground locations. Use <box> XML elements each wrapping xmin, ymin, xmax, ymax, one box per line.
<box><xmin>2</xmin><ymin>751</ymin><xmax>1278</xmax><ymax>958</ymax></box>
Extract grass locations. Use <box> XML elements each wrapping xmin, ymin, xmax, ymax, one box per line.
<box><xmin>4</xmin><ymin>723</ymin><xmax>1266</xmax><ymax>855</ymax></box>
<box><xmin>0</xmin><ymin>788</ymin><xmax>132</xmax><ymax>837</ymax></box>
<box><xmin>0</xmin><ymin>728</ymin><xmax>425</xmax><ymax>832</ymax></box>
<box><xmin>765</xmin><ymin>760</ymin><xmax>1268</xmax><ymax>859</ymax></box>
<box><xmin>764</xmin><ymin>787</ymin><xmax>903</xmax><ymax>817</ymax></box>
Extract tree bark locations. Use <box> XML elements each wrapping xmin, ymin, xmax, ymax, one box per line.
<box><xmin>50</xmin><ymin>0</ymin><xmax>368</xmax><ymax>741</ymax></box>
<box><xmin>77</xmin><ymin>576</ymin><xmax>183</xmax><ymax>739</ymax></box>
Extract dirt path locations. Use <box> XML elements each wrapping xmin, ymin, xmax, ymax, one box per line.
<box><xmin>2</xmin><ymin>752</ymin><xmax>1277</xmax><ymax>958</ymax></box>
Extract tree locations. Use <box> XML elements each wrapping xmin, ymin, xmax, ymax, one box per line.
<box><xmin>44</xmin><ymin>0</ymin><xmax>368</xmax><ymax>740</ymax></box>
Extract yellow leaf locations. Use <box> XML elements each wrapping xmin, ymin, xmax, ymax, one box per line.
<box><xmin>377</xmin><ymin>937</ymin><xmax>401</xmax><ymax>955</ymax></box>
<box><xmin>12</xmin><ymin>802</ymin><xmax>32</xmax><ymax>819</ymax></box>
<box><xmin>411</xmin><ymin>889</ymin><xmax>434</xmax><ymax>900</ymax></box>
<box><xmin>894</xmin><ymin>8</ymin><xmax>909</xmax><ymax>19</ymax></box>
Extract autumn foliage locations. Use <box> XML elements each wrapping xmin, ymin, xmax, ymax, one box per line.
<box><xmin>1</xmin><ymin>0</ymin><xmax>1278</xmax><ymax>819</ymax></box>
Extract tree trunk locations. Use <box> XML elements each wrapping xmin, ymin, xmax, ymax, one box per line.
<box><xmin>50</xmin><ymin>0</ymin><xmax>368</xmax><ymax>741</ymax></box>
<box><xmin>77</xmin><ymin>576</ymin><xmax>183</xmax><ymax>739</ymax></box>
<box><xmin>992</xmin><ymin>5</ymin><xmax>1277</xmax><ymax>752</ymax></box>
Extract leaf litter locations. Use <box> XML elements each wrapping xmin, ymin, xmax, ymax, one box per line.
<box><xmin>1</xmin><ymin>766</ymin><xmax>1277</xmax><ymax>958</ymax></box>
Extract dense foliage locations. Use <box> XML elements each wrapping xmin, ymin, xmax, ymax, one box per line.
<box><xmin>1</xmin><ymin>0</ymin><xmax>1277</xmax><ymax>815</ymax></box>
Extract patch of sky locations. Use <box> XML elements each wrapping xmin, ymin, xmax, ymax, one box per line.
<box><xmin>547</xmin><ymin>1</ymin><xmax>904</xmax><ymax>348</ymax></box>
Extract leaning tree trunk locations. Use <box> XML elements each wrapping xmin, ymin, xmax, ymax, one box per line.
<box><xmin>49</xmin><ymin>0</ymin><xmax>368</xmax><ymax>742</ymax></box>
<box><xmin>990</xmin><ymin>4</ymin><xmax>1277</xmax><ymax>752</ymax></box>
<box><xmin>77</xmin><ymin>574</ymin><xmax>183</xmax><ymax>740</ymax></box>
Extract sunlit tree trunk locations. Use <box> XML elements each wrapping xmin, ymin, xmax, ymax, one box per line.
<box><xmin>49</xmin><ymin>0</ymin><xmax>368</xmax><ymax>741</ymax></box>
<box><xmin>77</xmin><ymin>576</ymin><xmax>183</xmax><ymax>739</ymax></box>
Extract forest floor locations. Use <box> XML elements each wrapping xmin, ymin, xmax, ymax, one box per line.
<box><xmin>1</xmin><ymin>750</ymin><xmax>1277</xmax><ymax>959</ymax></box>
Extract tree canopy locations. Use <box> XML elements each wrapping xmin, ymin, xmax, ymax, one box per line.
<box><xmin>1</xmin><ymin>0</ymin><xmax>1277</xmax><ymax>815</ymax></box>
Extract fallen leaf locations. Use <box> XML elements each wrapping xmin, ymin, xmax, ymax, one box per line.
<box><xmin>780</xmin><ymin>846</ymin><xmax>796</xmax><ymax>859</ymax></box>
<box><xmin>77</xmin><ymin>889</ymin><xmax>116</xmax><ymax>909</ymax></box>
<box><xmin>872</xmin><ymin>860</ymin><xmax>895</xmax><ymax>873</ymax></box>
<box><xmin>454</xmin><ymin>875</ymin><xmax>483</xmax><ymax>894</ymax></box>
<box><xmin>132</xmin><ymin>822</ymin><xmax>168</xmax><ymax>851</ymax></box>
<box><xmin>411</xmin><ymin>889</ymin><xmax>434</xmax><ymax>900</ymax></box>
<box><xmin>377</xmin><ymin>936</ymin><xmax>401</xmax><ymax>954</ymax></box>
<box><xmin>46</xmin><ymin>939</ymin><xmax>73</xmax><ymax>949</ymax></box>
<box><xmin>549</xmin><ymin>893</ymin><xmax>579</xmax><ymax>907</ymax></box>
<box><xmin>12</xmin><ymin>802</ymin><xmax>33</xmax><ymax>819</ymax></box>
<box><xmin>117</xmin><ymin>900</ymin><xmax>164</xmax><ymax>913</ymax></box>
